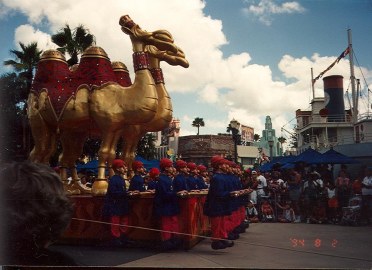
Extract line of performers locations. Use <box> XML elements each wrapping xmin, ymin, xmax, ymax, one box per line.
<box><xmin>102</xmin><ymin>155</ymin><xmax>252</xmax><ymax>251</ymax></box>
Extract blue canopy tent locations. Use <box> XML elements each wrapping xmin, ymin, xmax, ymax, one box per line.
<box><xmin>291</xmin><ymin>148</ymin><xmax>323</xmax><ymax>164</ymax></box>
<box><xmin>314</xmin><ymin>149</ymin><xmax>358</xmax><ymax>164</ymax></box>
<box><xmin>76</xmin><ymin>156</ymin><xmax>160</xmax><ymax>174</ymax></box>
<box><xmin>134</xmin><ymin>156</ymin><xmax>160</xmax><ymax>170</ymax></box>
<box><xmin>259</xmin><ymin>155</ymin><xmax>297</xmax><ymax>172</ymax></box>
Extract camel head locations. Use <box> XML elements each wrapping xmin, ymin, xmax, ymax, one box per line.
<box><xmin>119</xmin><ymin>15</ymin><xmax>178</xmax><ymax>54</ymax></box>
<box><xmin>145</xmin><ymin>45</ymin><xmax>189</xmax><ymax>68</ymax></box>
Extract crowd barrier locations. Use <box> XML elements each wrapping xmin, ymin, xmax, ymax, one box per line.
<box><xmin>61</xmin><ymin>192</ymin><xmax>211</xmax><ymax>248</ymax></box>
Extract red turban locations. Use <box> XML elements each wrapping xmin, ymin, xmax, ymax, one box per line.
<box><xmin>112</xmin><ymin>159</ymin><xmax>126</xmax><ymax>169</ymax></box>
<box><xmin>187</xmin><ymin>162</ymin><xmax>197</xmax><ymax>170</ymax></box>
<box><xmin>197</xmin><ymin>165</ymin><xmax>207</xmax><ymax>172</ymax></box>
<box><xmin>211</xmin><ymin>155</ymin><xmax>223</xmax><ymax>166</ymax></box>
<box><xmin>132</xmin><ymin>160</ymin><xmax>144</xmax><ymax>171</ymax></box>
<box><xmin>211</xmin><ymin>156</ymin><xmax>228</xmax><ymax>168</ymax></box>
<box><xmin>160</xmin><ymin>158</ymin><xmax>173</xmax><ymax>170</ymax></box>
<box><xmin>175</xmin><ymin>160</ymin><xmax>187</xmax><ymax>169</ymax></box>
<box><xmin>149</xmin><ymin>167</ymin><xmax>160</xmax><ymax>178</ymax></box>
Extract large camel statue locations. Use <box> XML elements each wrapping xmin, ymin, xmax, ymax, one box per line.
<box><xmin>88</xmin><ymin>15</ymin><xmax>184</xmax><ymax>195</ymax></box>
<box><xmin>27</xmin><ymin>15</ymin><xmax>181</xmax><ymax>195</ymax></box>
<box><xmin>120</xmin><ymin>44</ymin><xmax>189</xmax><ymax>168</ymax></box>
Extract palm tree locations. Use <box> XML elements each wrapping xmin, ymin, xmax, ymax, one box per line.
<box><xmin>277</xmin><ymin>136</ymin><xmax>287</xmax><ymax>155</ymax></box>
<box><xmin>136</xmin><ymin>133</ymin><xmax>157</xmax><ymax>160</ymax></box>
<box><xmin>254</xmin><ymin>134</ymin><xmax>261</xmax><ymax>142</ymax></box>
<box><xmin>192</xmin><ymin>117</ymin><xmax>205</xmax><ymax>135</ymax></box>
<box><xmin>3</xmin><ymin>42</ymin><xmax>42</xmax><ymax>92</ymax></box>
<box><xmin>278</xmin><ymin>136</ymin><xmax>286</xmax><ymax>147</ymax></box>
<box><xmin>3</xmin><ymin>42</ymin><xmax>42</xmax><ymax>158</ymax></box>
<box><xmin>226</xmin><ymin>123</ymin><xmax>233</xmax><ymax>134</ymax></box>
<box><xmin>51</xmin><ymin>24</ymin><xmax>95</xmax><ymax>66</ymax></box>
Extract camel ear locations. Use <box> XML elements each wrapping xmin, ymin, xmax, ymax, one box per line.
<box><xmin>152</xmin><ymin>30</ymin><xmax>174</xmax><ymax>43</ymax></box>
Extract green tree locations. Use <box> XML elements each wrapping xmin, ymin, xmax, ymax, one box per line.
<box><xmin>2</xmin><ymin>42</ymin><xmax>42</xmax><ymax>160</ymax></box>
<box><xmin>289</xmin><ymin>128</ymin><xmax>298</xmax><ymax>149</ymax></box>
<box><xmin>52</xmin><ymin>24</ymin><xmax>96</xmax><ymax>162</ymax></box>
<box><xmin>51</xmin><ymin>24</ymin><xmax>95</xmax><ymax>66</ymax></box>
<box><xmin>254</xmin><ymin>134</ymin><xmax>261</xmax><ymax>141</ymax></box>
<box><xmin>0</xmin><ymin>73</ymin><xmax>28</xmax><ymax>162</ymax></box>
<box><xmin>3</xmin><ymin>42</ymin><xmax>42</xmax><ymax>92</ymax></box>
<box><xmin>277</xmin><ymin>136</ymin><xmax>287</xmax><ymax>155</ymax></box>
<box><xmin>278</xmin><ymin>136</ymin><xmax>286</xmax><ymax>147</ymax></box>
<box><xmin>226</xmin><ymin>123</ymin><xmax>233</xmax><ymax>134</ymax></box>
<box><xmin>136</xmin><ymin>133</ymin><xmax>156</xmax><ymax>160</ymax></box>
<box><xmin>226</xmin><ymin>122</ymin><xmax>241</xmax><ymax>146</ymax></box>
<box><xmin>192</xmin><ymin>117</ymin><xmax>205</xmax><ymax>135</ymax></box>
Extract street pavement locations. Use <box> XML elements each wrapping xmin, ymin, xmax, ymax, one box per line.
<box><xmin>51</xmin><ymin>222</ymin><xmax>372</xmax><ymax>269</ymax></box>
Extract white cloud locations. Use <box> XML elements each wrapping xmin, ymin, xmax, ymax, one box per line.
<box><xmin>14</xmin><ymin>24</ymin><xmax>57</xmax><ymax>50</ymax></box>
<box><xmin>243</xmin><ymin>0</ymin><xmax>305</xmax><ymax>26</ymax></box>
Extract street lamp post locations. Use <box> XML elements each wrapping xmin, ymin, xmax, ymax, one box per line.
<box><xmin>268</xmin><ymin>140</ymin><xmax>274</xmax><ymax>159</ymax></box>
<box><xmin>230</xmin><ymin>119</ymin><xmax>241</xmax><ymax>164</ymax></box>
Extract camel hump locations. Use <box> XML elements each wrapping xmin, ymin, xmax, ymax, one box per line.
<box><xmin>31</xmin><ymin>50</ymin><xmax>70</xmax><ymax>94</ymax></box>
<box><xmin>112</xmin><ymin>61</ymin><xmax>132</xmax><ymax>87</ymax></box>
<box><xmin>76</xmin><ymin>46</ymin><xmax>117</xmax><ymax>87</ymax></box>
<box><xmin>39</xmin><ymin>49</ymin><xmax>67</xmax><ymax>62</ymax></box>
<box><xmin>112</xmin><ymin>61</ymin><xmax>129</xmax><ymax>72</ymax></box>
<box><xmin>82</xmin><ymin>46</ymin><xmax>110</xmax><ymax>60</ymax></box>
<box><xmin>31</xmin><ymin>50</ymin><xmax>73</xmax><ymax>116</ymax></box>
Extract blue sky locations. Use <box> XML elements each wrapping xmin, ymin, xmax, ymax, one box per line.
<box><xmin>1</xmin><ymin>0</ymin><xmax>371</xmax><ymax>143</ymax></box>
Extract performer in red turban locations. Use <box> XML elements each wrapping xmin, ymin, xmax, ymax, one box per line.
<box><xmin>102</xmin><ymin>159</ymin><xmax>132</xmax><ymax>247</ymax></box>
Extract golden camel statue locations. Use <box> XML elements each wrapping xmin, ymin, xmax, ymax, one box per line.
<box><xmin>27</xmin><ymin>15</ymin><xmax>186</xmax><ymax>195</ymax></box>
<box><xmin>120</xmin><ymin>44</ymin><xmax>189</xmax><ymax>168</ymax></box>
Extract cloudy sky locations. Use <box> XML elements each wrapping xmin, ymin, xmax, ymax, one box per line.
<box><xmin>1</xmin><ymin>0</ymin><xmax>372</xmax><ymax>144</ymax></box>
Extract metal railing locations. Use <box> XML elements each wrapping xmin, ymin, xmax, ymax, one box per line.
<box><xmin>298</xmin><ymin>132</ymin><xmax>372</xmax><ymax>151</ymax></box>
<box><xmin>298</xmin><ymin>114</ymin><xmax>352</xmax><ymax>129</ymax></box>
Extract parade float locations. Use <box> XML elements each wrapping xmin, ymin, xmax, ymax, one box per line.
<box><xmin>27</xmin><ymin>15</ymin><xmax>209</xmax><ymax>248</ymax></box>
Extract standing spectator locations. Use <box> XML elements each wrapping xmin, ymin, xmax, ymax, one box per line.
<box><xmin>102</xmin><ymin>159</ymin><xmax>132</xmax><ymax>247</ymax></box>
<box><xmin>336</xmin><ymin>170</ymin><xmax>351</xmax><ymax>209</ymax></box>
<box><xmin>361</xmin><ymin>167</ymin><xmax>372</xmax><ymax>223</ymax></box>
<box><xmin>302</xmin><ymin>172</ymin><xmax>323</xmax><ymax>221</ymax></box>
<box><xmin>256</xmin><ymin>170</ymin><xmax>268</xmax><ymax>201</ymax></box>
<box><xmin>325</xmin><ymin>181</ymin><xmax>339</xmax><ymax>223</ymax></box>
<box><xmin>287</xmin><ymin>168</ymin><xmax>302</xmax><ymax>221</ymax></box>
<box><xmin>0</xmin><ymin>162</ymin><xmax>76</xmax><ymax>265</ymax></box>
<box><xmin>249</xmin><ymin>171</ymin><xmax>259</xmax><ymax>205</ymax></box>
<box><xmin>309</xmin><ymin>201</ymin><xmax>328</xmax><ymax>224</ymax></box>
<box><xmin>352</xmin><ymin>178</ymin><xmax>363</xmax><ymax>196</ymax></box>
<box><xmin>129</xmin><ymin>161</ymin><xmax>146</xmax><ymax>192</ymax></box>
<box><xmin>153</xmin><ymin>158</ymin><xmax>184</xmax><ymax>250</ymax></box>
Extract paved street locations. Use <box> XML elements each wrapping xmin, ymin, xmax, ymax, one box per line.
<box><xmin>51</xmin><ymin>222</ymin><xmax>372</xmax><ymax>269</ymax></box>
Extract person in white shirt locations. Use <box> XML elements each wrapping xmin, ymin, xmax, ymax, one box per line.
<box><xmin>255</xmin><ymin>170</ymin><xmax>267</xmax><ymax>197</ymax></box>
<box><xmin>362</xmin><ymin>167</ymin><xmax>372</xmax><ymax>222</ymax></box>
